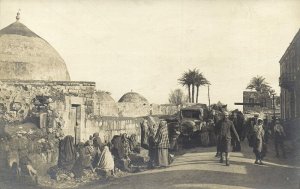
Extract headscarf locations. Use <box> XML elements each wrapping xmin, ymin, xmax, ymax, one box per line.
<box><xmin>253</xmin><ymin>118</ymin><xmax>264</xmax><ymax>138</ymax></box>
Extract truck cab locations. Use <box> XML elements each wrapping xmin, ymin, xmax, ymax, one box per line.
<box><xmin>178</xmin><ymin>104</ymin><xmax>208</xmax><ymax>147</ymax></box>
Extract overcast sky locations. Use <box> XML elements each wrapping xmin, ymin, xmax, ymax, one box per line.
<box><xmin>1</xmin><ymin>0</ymin><xmax>300</xmax><ymax>109</ymax></box>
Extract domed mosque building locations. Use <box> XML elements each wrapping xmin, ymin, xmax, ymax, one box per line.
<box><xmin>0</xmin><ymin>12</ymin><xmax>178</xmax><ymax>144</ymax></box>
<box><xmin>0</xmin><ymin>13</ymin><xmax>113</xmax><ymax>143</ymax></box>
<box><xmin>0</xmin><ymin>12</ymin><xmax>70</xmax><ymax>81</ymax></box>
<box><xmin>0</xmin><ymin>13</ymin><xmax>180</xmax><ymax>178</ymax></box>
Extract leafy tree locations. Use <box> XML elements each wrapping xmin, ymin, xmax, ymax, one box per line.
<box><xmin>168</xmin><ymin>89</ymin><xmax>188</xmax><ymax>105</ymax></box>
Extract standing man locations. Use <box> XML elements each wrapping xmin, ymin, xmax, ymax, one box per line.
<box><xmin>274</xmin><ymin>119</ymin><xmax>286</xmax><ymax>158</ymax></box>
<box><xmin>252</xmin><ymin>118</ymin><xmax>265</xmax><ymax>165</ymax></box>
<box><xmin>148</xmin><ymin>120</ymin><xmax>157</xmax><ymax>168</ymax></box>
<box><xmin>216</xmin><ymin>111</ymin><xmax>240</xmax><ymax>166</ymax></box>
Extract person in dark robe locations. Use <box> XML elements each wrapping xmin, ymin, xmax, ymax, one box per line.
<box><xmin>121</xmin><ymin>133</ymin><xmax>131</xmax><ymax>158</ymax></box>
<box><xmin>200</xmin><ymin>121</ymin><xmax>210</xmax><ymax>147</ymax></box>
<box><xmin>213</xmin><ymin>110</ymin><xmax>224</xmax><ymax>157</ymax></box>
<box><xmin>155</xmin><ymin>120</ymin><xmax>170</xmax><ymax>168</ymax></box>
<box><xmin>274</xmin><ymin>119</ymin><xmax>286</xmax><ymax>158</ymax></box>
<box><xmin>207</xmin><ymin>119</ymin><xmax>217</xmax><ymax>146</ymax></box>
<box><xmin>216</xmin><ymin>111</ymin><xmax>240</xmax><ymax>166</ymax></box>
<box><xmin>111</xmin><ymin>135</ymin><xmax>125</xmax><ymax>159</ymax></box>
<box><xmin>230</xmin><ymin>112</ymin><xmax>242</xmax><ymax>152</ymax></box>
<box><xmin>93</xmin><ymin>133</ymin><xmax>103</xmax><ymax>150</ymax></box>
<box><xmin>168</xmin><ymin>123</ymin><xmax>181</xmax><ymax>152</ymax></box>
<box><xmin>246</xmin><ymin>117</ymin><xmax>256</xmax><ymax>148</ymax></box>
<box><xmin>140</xmin><ymin>119</ymin><xmax>149</xmax><ymax>149</ymax></box>
<box><xmin>58</xmin><ymin>135</ymin><xmax>76</xmax><ymax>171</ymax></box>
<box><xmin>110</xmin><ymin>134</ymin><xmax>131</xmax><ymax>171</ymax></box>
<box><xmin>128</xmin><ymin>134</ymin><xmax>139</xmax><ymax>153</ymax></box>
<box><xmin>92</xmin><ymin>133</ymin><xmax>103</xmax><ymax>167</ymax></box>
<box><xmin>148</xmin><ymin>121</ymin><xmax>157</xmax><ymax>168</ymax></box>
<box><xmin>72</xmin><ymin>142</ymin><xmax>94</xmax><ymax>178</ymax></box>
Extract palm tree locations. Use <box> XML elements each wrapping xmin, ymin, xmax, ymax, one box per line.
<box><xmin>189</xmin><ymin>69</ymin><xmax>198</xmax><ymax>103</ymax></box>
<box><xmin>179</xmin><ymin>69</ymin><xmax>209</xmax><ymax>103</ymax></box>
<box><xmin>194</xmin><ymin>72</ymin><xmax>210</xmax><ymax>103</ymax></box>
<box><xmin>246</xmin><ymin>75</ymin><xmax>271</xmax><ymax>93</ymax></box>
<box><xmin>178</xmin><ymin>71</ymin><xmax>193</xmax><ymax>102</ymax></box>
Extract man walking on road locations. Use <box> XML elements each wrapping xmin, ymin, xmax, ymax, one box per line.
<box><xmin>216</xmin><ymin>111</ymin><xmax>240</xmax><ymax>166</ymax></box>
<box><xmin>252</xmin><ymin>118</ymin><xmax>265</xmax><ymax>165</ymax></box>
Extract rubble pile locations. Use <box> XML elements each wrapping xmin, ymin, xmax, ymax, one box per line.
<box><xmin>0</xmin><ymin>122</ymin><xmax>59</xmax><ymax>176</ymax></box>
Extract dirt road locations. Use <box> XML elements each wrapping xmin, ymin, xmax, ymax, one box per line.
<box><xmin>84</xmin><ymin>141</ymin><xmax>300</xmax><ymax>189</ymax></box>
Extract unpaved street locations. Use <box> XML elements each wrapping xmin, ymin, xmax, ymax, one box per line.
<box><xmin>84</xmin><ymin>142</ymin><xmax>300</xmax><ymax>189</ymax></box>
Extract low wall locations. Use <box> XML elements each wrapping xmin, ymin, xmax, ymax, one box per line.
<box><xmin>117</xmin><ymin>102</ymin><xmax>150</xmax><ymax>117</ymax></box>
<box><xmin>83</xmin><ymin>116</ymin><xmax>142</xmax><ymax>143</ymax></box>
<box><xmin>152</xmin><ymin>104</ymin><xmax>180</xmax><ymax>116</ymax></box>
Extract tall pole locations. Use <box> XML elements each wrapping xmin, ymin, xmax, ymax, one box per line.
<box><xmin>208</xmin><ymin>84</ymin><xmax>211</xmax><ymax>110</ymax></box>
<box><xmin>272</xmin><ymin>94</ymin><xmax>275</xmax><ymax>120</ymax></box>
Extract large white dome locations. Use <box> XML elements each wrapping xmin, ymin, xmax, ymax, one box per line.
<box><xmin>0</xmin><ymin>20</ymin><xmax>70</xmax><ymax>81</ymax></box>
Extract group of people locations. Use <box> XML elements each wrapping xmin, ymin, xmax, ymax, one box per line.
<box><xmin>54</xmin><ymin>111</ymin><xmax>287</xmax><ymax>179</ymax></box>
<box><xmin>56</xmin><ymin>132</ymin><xmax>142</xmax><ymax>179</ymax></box>
<box><xmin>141</xmin><ymin>118</ymin><xmax>171</xmax><ymax>169</ymax></box>
<box><xmin>57</xmin><ymin>133</ymin><xmax>114</xmax><ymax>178</ymax></box>
<box><xmin>214</xmin><ymin>110</ymin><xmax>287</xmax><ymax>166</ymax></box>
<box><xmin>250</xmin><ymin>117</ymin><xmax>286</xmax><ymax>164</ymax></box>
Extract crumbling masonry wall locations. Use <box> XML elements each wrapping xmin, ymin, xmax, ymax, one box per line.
<box><xmin>85</xmin><ymin>116</ymin><xmax>141</xmax><ymax>143</ymax></box>
<box><xmin>0</xmin><ymin>80</ymin><xmax>95</xmax><ymax>175</ymax></box>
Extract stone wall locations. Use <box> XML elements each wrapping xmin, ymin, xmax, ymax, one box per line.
<box><xmin>0</xmin><ymin>80</ymin><xmax>97</xmax><ymax>175</ymax></box>
<box><xmin>117</xmin><ymin>102</ymin><xmax>150</xmax><ymax>117</ymax></box>
<box><xmin>84</xmin><ymin>116</ymin><xmax>142</xmax><ymax>143</ymax></box>
<box><xmin>93</xmin><ymin>101</ymin><xmax>119</xmax><ymax>117</ymax></box>
<box><xmin>152</xmin><ymin>104</ymin><xmax>180</xmax><ymax>116</ymax></box>
<box><xmin>116</xmin><ymin>103</ymin><xmax>180</xmax><ymax>118</ymax></box>
<box><xmin>0</xmin><ymin>80</ymin><xmax>183</xmax><ymax>145</ymax></box>
<box><xmin>0</xmin><ymin>80</ymin><xmax>95</xmax><ymax>141</ymax></box>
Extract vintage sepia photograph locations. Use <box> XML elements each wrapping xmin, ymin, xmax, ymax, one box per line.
<box><xmin>0</xmin><ymin>0</ymin><xmax>299</xmax><ymax>188</ymax></box>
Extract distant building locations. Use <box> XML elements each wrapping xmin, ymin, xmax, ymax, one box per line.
<box><xmin>279</xmin><ymin>29</ymin><xmax>300</xmax><ymax>122</ymax></box>
<box><xmin>243</xmin><ymin>91</ymin><xmax>280</xmax><ymax>119</ymax></box>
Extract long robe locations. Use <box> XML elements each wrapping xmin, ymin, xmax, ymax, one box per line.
<box><xmin>200</xmin><ymin>125</ymin><xmax>210</xmax><ymax>147</ymax></box>
<box><xmin>155</xmin><ymin>122</ymin><xmax>170</xmax><ymax>167</ymax></box>
<box><xmin>253</xmin><ymin>124</ymin><xmax>264</xmax><ymax>153</ymax></box>
<box><xmin>216</xmin><ymin>119</ymin><xmax>239</xmax><ymax>153</ymax></box>
<box><xmin>98</xmin><ymin>146</ymin><xmax>114</xmax><ymax>171</ymax></box>
<box><xmin>58</xmin><ymin>135</ymin><xmax>76</xmax><ymax>171</ymax></box>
